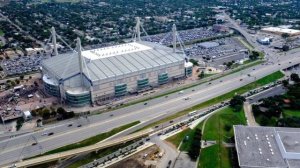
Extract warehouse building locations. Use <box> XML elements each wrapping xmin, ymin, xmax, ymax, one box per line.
<box><xmin>41</xmin><ymin>22</ymin><xmax>192</xmax><ymax>106</ymax></box>
<box><xmin>234</xmin><ymin>125</ymin><xmax>300</xmax><ymax>168</ymax></box>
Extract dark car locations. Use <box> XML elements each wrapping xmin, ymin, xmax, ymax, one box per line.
<box><xmin>68</xmin><ymin>124</ymin><xmax>73</xmax><ymax>127</ymax></box>
<box><xmin>168</xmin><ymin>160</ymin><xmax>172</xmax><ymax>165</ymax></box>
<box><xmin>144</xmin><ymin>102</ymin><xmax>148</xmax><ymax>105</ymax></box>
<box><xmin>48</xmin><ymin>132</ymin><xmax>54</xmax><ymax>136</ymax></box>
<box><xmin>77</xmin><ymin>125</ymin><xmax>82</xmax><ymax>127</ymax></box>
<box><xmin>32</xmin><ymin>142</ymin><xmax>38</xmax><ymax>146</ymax></box>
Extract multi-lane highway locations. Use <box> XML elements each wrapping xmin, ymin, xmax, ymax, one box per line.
<box><xmin>0</xmin><ymin>49</ymin><xmax>299</xmax><ymax>166</ymax></box>
<box><xmin>1</xmin><ymin>13</ymin><xmax>300</xmax><ymax>166</ymax></box>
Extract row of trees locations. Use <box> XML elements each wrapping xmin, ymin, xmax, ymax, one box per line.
<box><xmin>187</xmin><ymin>128</ymin><xmax>202</xmax><ymax>160</ymax></box>
<box><xmin>31</xmin><ymin>107</ymin><xmax>75</xmax><ymax>120</ymax></box>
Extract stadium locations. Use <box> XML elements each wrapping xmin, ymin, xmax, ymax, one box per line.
<box><xmin>41</xmin><ymin>21</ymin><xmax>193</xmax><ymax>106</ymax></box>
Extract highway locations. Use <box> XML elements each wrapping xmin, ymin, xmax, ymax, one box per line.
<box><xmin>1</xmin><ymin>13</ymin><xmax>300</xmax><ymax>166</ymax></box>
<box><xmin>0</xmin><ymin>51</ymin><xmax>299</xmax><ymax>166</ymax></box>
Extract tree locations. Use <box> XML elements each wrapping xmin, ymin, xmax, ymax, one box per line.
<box><xmin>42</xmin><ymin>108</ymin><xmax>51</xmax><ymax>120</ymax></box>
<box><xmin>230</xmin><ymin>95</ymin><xmax>246</xmax><ymax>111</ymax></box>
<box><xmin>282</xmin><ymin>79</ymin><xmax>289</xmax><ymax>87</ymax></box>
<box><xmin>19</xmin><ymin>75</ymin><xmax>24</xmax><ymax>80</ymax></box>
<box><xmin>291</xmin><ymin>73</ymin><xmax>300</xmax><ymax>83</ymax></box>
<box><xmin>281</xmin><ymin>33</ymin><xmax>290</xmax><ymax>39</ymax></box>
<box><xmin>189</xmin><ymin>59</ymin><xmax>199</xmax><ymax>66</ymax></box>
<box><xmin>198</xmin><ymin>71</ymin><xmax>205</xmax><ymax>79</ymax></box>
<box><xmin>16</xmin><ymin>118</ymin><xmax>24</xmax><ymax>131</ymax></box>
<box><xmin>282</xmin><ymin>45</ymin><xmax>289</xmax><ymax>51</ymax></box>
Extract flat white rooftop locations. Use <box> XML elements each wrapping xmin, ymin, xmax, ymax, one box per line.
<box><xmin>83</xmin><ymin>42</ymin><xmax>152</xmax><ymax>60</ymax></box>
<box><xmin>261</xmin><ymin>27</ymin><xmax>300</xmax><ymax>35</ymax></box>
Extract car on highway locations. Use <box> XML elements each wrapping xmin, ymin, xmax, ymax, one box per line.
<box><xmin>179</xmin><ymin>90</ymin><xmax>184</xmax><ymax>94</ymax></box>
<box><xmin>144</xmin><ymin>102</ymin><xmax>148</xmax><ymax>105</ymax></box>
<box><xmin>31</xmin><ymin>142</ymin><xmax>38</xmax><ymax>146</ymax></box>
<box><xmin>68</xmin><ymin>124</ymin><xmax>73</xmax><ymax>127</ymax></box>
<box><xmin>184</xmin><ymin>97</ymin><xmax>191</xmax><ymax>100</ymax></box>
<box><xmin>41</xmin><ymin>132</ymin><xmax>48</xmax><ymax>136</ymax></box>
<box><xmin>240</xmin><ymin>79</ymin><xmax>243</xmax><ymax>81</ymax></box>
<box><xmin>77</xmin><ymin>125</ymin><xmax>82</xmax><ymax>127</ymax></box>
<box><xmin>48</xmin><ymin>132</ymin><xmax>54</xmax><ymax>136</ymax></box>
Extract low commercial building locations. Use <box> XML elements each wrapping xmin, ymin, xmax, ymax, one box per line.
<box><xmin>234</xmin><ymin>125</ymin><xmax>300</xmax><ymax>168</ymax></box>
<box><xmin>261</xmin><ymin>27</ymin><xmax>300</xmax><ymax>36</ymax></box>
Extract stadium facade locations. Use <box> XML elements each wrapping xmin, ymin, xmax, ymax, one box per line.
<box><xmin>41</xmin><ymin>22</ymin><xmax>193</xmax><ymax>106</ymax></box>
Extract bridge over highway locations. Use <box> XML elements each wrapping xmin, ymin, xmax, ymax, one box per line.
<box><xmin>4</xmin><ymin>128</ymin><xmax>153</xmax><ymax>168</ymax></box>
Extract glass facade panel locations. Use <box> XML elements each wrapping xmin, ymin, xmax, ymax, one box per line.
<box><xmin>158</xmin><ymin>73</ymin><xmax>169</xmax><ymax>85</ymax></box>
<box><xmin>137</xmin><ymin>78</ymin><xmax>149</xmax><ymax>89</ymax></box>
<box><xmin>66</xmin><ymin>92</ymin><xmax>91</xmax><ymax>106</ymax></box>
<box><xmin>44</xmin><ymin>83</ymin><xmax>60</xmax><ymax>97</ymax></box>
<box><xmin>115</xmin><ymin>83</ymin><xmax>127</xmax><ymax>97</ymax></box>
<box><xmin>185</xmin><ymin>67</ymin><xmax>193</xmax><ymax>76</ymax></box>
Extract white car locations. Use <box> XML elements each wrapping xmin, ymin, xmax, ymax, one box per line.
<box><xmin>42</xmin><ymin>132</ymin><xmax>48</xmax><ymax>136</ymax></box>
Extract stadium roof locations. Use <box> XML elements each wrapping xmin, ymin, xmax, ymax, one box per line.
<box><xmin>234</xmin><ymin>125</ymin><xmax>300</xmax><ymax>168</ymax></box>
<box><xmin>42</xmin><ymin>41</ymin><xmax>185</xmax><ymax>83</ymax></box>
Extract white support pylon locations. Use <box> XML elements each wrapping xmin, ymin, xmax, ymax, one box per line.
<box><xmin>77</xmin><ymin>37</ymin><xmax>84</xmax><ymax>86</ymax></box>
<box><xmin>135</xmin><ymin>17</ymin><xmax>141</xmax><ymax>42</ymax></box>
<box><xmin>172</xmin><ymin>24</ymin><xmax>177</xmax><ymax>53</ymax></box>
<box><xmin>51</xmin><ymin>27</ymin><xmax>58</xmax><ymax>56</ymax></box>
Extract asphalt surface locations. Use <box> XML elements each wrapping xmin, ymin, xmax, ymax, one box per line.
<box><xmin>0</xmin><ymin>14</ymin><xmax>300</xmax><ymax>166</ymax></box>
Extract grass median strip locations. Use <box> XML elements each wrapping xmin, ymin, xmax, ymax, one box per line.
<box><xmin>43</xmin><ymin>121</ymin><xmax>140</xmax><ymax>155</ymax></box>
<box><xmin>139</xmin><ymin>71</ymin><xmax>284</xmax><ymax>130</ymax></box>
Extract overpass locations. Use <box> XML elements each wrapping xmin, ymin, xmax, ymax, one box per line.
<box><xmin>4</xmin><ymin>128</ymin><xmax>153</xmax><ymax>168</ymax></box>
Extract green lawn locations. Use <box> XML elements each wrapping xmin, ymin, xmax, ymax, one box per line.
<box><xmin>44</xmin><ymin>121</ymin><xmax>140</xmax><ymax>155</ymax></box>
<box><xmin>236</xmin><ymin>36</ymin><xmax>254</xmax><ymax>51</ymax></box>
<box><xmin>199</xmin><ymin>107</ymin><xmax>246</xmax><ymax>168</ymax></box>
<box><xmin>0</xmin><ymin>29</ymin><xmax>3</xmax><ymax>36</ymax></box>
<box><xmin>138</xmin><ymin>71</ymin><xmax>283</xmax><ymax>131</ymax></box>
<box><xmin>283</xmin><ymin>109</ymin><xmax>300</xmax><ymax>118</ymax></box>
<box><xmin>166</xmin><ymin>128</ymin><xmax>191</xmax><ymax>148</ymax></box>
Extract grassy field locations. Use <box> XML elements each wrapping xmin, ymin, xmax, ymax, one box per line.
<box><xmin>199</xmin><ymin>107</ymin><xmax>246</xmax><ymax>168</ymax></box>
<box><xmin>138</xmin><ymin>71</ymin><xmax>284</xmax><ymax>131</ymax></box>
<box><xmin>236</xmin><ymin>36</ymin><xmax>254</xmax><ymax>51</ymax></box>
<box><xmin>283</xmin><ymin>109</ymin><xmax>300</xmax><ymax>118</ymax></box>
<box><xmin>166</xmin><ymin>128</ymin><xmax>191</xmax><ymax>148</ymax></box>
<box><xmin>43</xmin><ymin>121</ymin><xmax>140</xmax><ymax>155</ymax></box>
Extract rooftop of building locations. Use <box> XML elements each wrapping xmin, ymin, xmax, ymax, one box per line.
<box><xmin>42</xmin><ymin>41</ymin><xmax>185</xmax><ymax>83</ymax></box>
<box><xmin>234</xmin><ymin>125</ymin><xmax>300</xmax><ymax>168</ymax></box>
<box><xmin>261</xmin><ymin>27</ymin><xmax>300</xmax><ymax>35</ymax></box>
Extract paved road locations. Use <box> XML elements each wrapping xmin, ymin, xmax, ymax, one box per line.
<box><xmin>0</xmin><ymin>52</ymin><xmax>298</xmax><ymax>166</ymax></box>
<box><xmin>151</xmin><ymin>136</ymin><xmax>178</xmax><ymax>168</ymax></box>
<box><xmin>1</xmin><ymin>14</ymin><xmax>300</xmax><ymax>166</ymax></box>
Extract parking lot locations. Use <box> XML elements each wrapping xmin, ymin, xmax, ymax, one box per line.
<box><xmin>143</xmin><ymin>27</ymin><xmax>228</xmax><ymax>46</ymax></box>
<box><xmin>1</xmin><ymin>54</ymin><xmax>49</xmax><ymax>76</ymax></box>
<box><xmin>185</xmin><ymin>37</ymin><xmax>249</xmax><ymax>67</ymax></box>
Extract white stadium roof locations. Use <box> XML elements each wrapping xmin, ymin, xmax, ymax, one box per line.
<box><xmin>42</xmin><ymin>41</ymin><xmax>185</xmax><ymax>83</ymax></box>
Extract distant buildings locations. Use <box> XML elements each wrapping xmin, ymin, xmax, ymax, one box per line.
<box><xmin>257</xmin><ymin>37</ymin><xmax>271</xmax><ymax>45</ymax></box>
<box><xmin>261</xmin><ymin>27</ymin><xmax>300</xmax><ymax>36</ymax></box>
<box><xmin>234</xmin><ymin>125</ymin><xmax>300</xmax><ymax>168</ymax></box>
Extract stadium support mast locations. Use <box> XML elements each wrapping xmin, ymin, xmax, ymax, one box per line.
<box><xmin>172</xmin><ymin>24</ymin><xmax>177</xmax><ymax>53</ymax></box>
<box><xmin>77</xmin><ymin>37</ymin><xmax>84</xmax><ymax>86</ymax></box>
<box><xmin>51</xmin><ymin>27</ymin><xmax>58</xmax><ymax>56</ymax></box>
<box><xmin>135</xmin><ymin>17</ymin><xmax>141</xmax><ymax>42</ymax></box>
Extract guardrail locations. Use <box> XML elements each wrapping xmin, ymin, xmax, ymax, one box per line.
<box><xmin>4</xmin><ymin>128</ymin><xmax>153</xmax><ymax>168</ymax></box>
